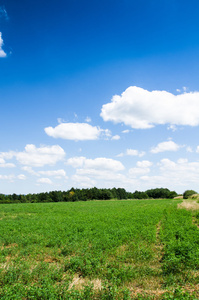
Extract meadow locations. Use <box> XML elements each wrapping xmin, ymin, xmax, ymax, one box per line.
<box><xmin>0</xmin><ymin>199</ymin><xmax>199</xmax><ymax>299</ymax></box>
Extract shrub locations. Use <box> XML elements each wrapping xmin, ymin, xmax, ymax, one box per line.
<box><xmin>183</xmin><ymin>190</ymin><xmax>197</xmax><ymax>199</ymax></box>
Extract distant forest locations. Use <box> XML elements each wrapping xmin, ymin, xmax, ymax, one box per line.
<box><xmin>0</xmin><ymin>187</ymin><xmax>178</xmax><ymax>204</ymax></box>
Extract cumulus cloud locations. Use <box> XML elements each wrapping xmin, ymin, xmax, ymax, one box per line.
<box><xmin>151</xmin><ymin>141</ymin><xmax>181</xmax><ymax>154</ymax></box>
<box><xmin>129</xmin><ymin>167</ymin><xmax>150</xmax><ymax>177</ymax></box>
<box><xmin>0</xmin><ymin>32</ymin><xmax>6</xmax><ymax>57</ymax></box>
<box><xmin>17</xmin><ymin>174</ymin><xmax>26</xmax><ymax>180</ymax></box>
<box><xmin>45</xmin><ymin>122</ymin><xmax>111</xmax><ymax>141</ymax></box>
<box><xmin>0</xmin><ymin>163</ymin><xmax>15</xmax><ymax>168</ymax></box>
<box><xmin>15</xmin><ymin>144</ymin><xmax>65</xmax><ymax>167</ymax></box>
<box><xmin>101</xmin><ymin>86</ymin><xmax>199</xmax><ymax>129</ymax></box>
<box><xmin>127</xmin><ymin>149</ymin><xmax>145</xmax><ymax>157</ymax></box>
<box><xmin>72</xmin><ymin>175</ymin><xmax>96</xmax><ymax>188</ymax></box>
<box><xmin>37</xmin><ymin>178</ymin><xmax>53</xmax><ymax>184</ymax></box>
<box><xmin>122</xmin><ymin>129</ymin><xmax>130</xmax><ymax>134</ymax></box>
<box><xmin>21</xmin><ymin>166</ymin><xmax>39</xmax><ymax>176</ymax></box>
<box><xmin>196</xmin><ymin>146</ymin><xmax>199</xmax><ymax>153</ymax></box>
<box><xmin>67</xmin><ymin>156</ymin><xmax>125</xmax><ymax>186</ymax></box>
<box><xmin>67</xmin><ymin>156</ymin><xmax>124</xmax><ymax>172</ymax></box>
<box><xmin>0</xmin><ymin>157</ymin><xmax>15</xmax><ymax>168</ymax></box>
<box><xmin>129</xmin><ymin>160</ymin><xmax>152</xmax><ymax>179</ymax></box>
<box><xmin>38</xmin><ymin>169</ymin><xmax>66</xmax><ymax>177</ymax></box>
<box><xmin>136</xmin><ymin>160</ymin><xmax>153</xmax><ymax>168</ymax></box>
<box><xmin>85</xmin><ymin>116</ymin><xmax>91</xmax><ymax>123</ymax></box>
<box><xmin>0</xmin><ymin>174</ymin><xmax>15</xmax><ymax>181</ymax></box>
<box><xmin>186</xmin><ymin>146</ymin><xmax>193</xmax><ymax>153</ymax></box>
<box><xmin>111</xmin><ymin>135</ymin><xmax>120</xmax><ymax>140</ymax></box>
<box><xmin>157</xmin><ymin>158</ymin><xmax>199</xmax><ymax>187</ymax></box>
<box><xmin>117</xmin><ymin>149</ymin><xmax>145</xmax><ymax>157</ymax></box>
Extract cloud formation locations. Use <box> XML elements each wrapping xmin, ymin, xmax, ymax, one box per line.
<box><xmin>67</xmin><ymin>156</ymin><xmax>125</xmax><ymax>186</ymax></box>
<box><xmin>67</xmin><ymin>156</ymin><xmax>124</xmax><ymax>171</ymax></box>
<box><xmin>101</xmin><ymin>86</ymin><xmax>199</xmax><ymax>129</ymax></box>
<box><xmin>0</xmin><ymin>32</ymin><xmax>6</xmax><ymax>57</ymax></box>
<box><xmin>45</xmin><ymin>122</ymin><xmax>111</xmax><ymax>141</ymax></box>
<box><xmin>38</xmin><ymin>169</ymin><xmax>66</xmax><ymax>177</ymax></box>
<box><xmin>37</xmin><ymin>178</ymin><xmax>53</xmax><ymax>185</ymax></box>
<box><xmin>16</xmin><ymin>144</ymin><xmax>65</xmax><ymax>167</ymax></box>
<box><xmin>151</xmin><ymin>141</ymin><xmax>181</xmax><ymax>154</ymax></box>
<box><xmin>117</xmin><ymin>149</ymin><xmax>145</xmax><ymax>157</ymax></box>
<box><xmin>0</xmin><ymin>144</ymin><xmax>65</xmax><ymax>167</ymax></box>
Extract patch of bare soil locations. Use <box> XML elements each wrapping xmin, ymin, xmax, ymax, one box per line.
<box><xmin>68</xmin><ymin>274</ymin><xmax>102</xmax><ymax>290</ymax></box>
<box><xmin>1</xmin><ymin>243</ymin><xmax>18</xmax><ymax>250</ymax></box>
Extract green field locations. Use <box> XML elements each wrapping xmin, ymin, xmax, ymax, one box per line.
<box><xmin>0</xmin><ymin>199</ymin><xmax>199</xmax><ymax>299</ymax></box>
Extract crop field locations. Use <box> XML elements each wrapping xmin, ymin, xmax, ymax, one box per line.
<box><xmin>0</xmin><ymin>199</ymin><xmax>199</xmax><ymax>299</ymax></box>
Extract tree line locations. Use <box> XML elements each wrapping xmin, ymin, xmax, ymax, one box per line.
<box><xmin>0</xmin><ymin>187</ymin><xmax>178</xmax><ymax>204</ymax></box>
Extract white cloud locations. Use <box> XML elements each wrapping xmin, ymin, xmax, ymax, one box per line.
<box><xmin>0</xmin><ymin>163</ymin><xmax>15</xmax><ymax>168</ymax></box>
<box><xmin>117</xmin><ymin>149</ymin><xmax>145</xmax><ymax>157</ymax></box>
<box><xmin>45</xmin><ymin>122</ymin><xmax>110</xmax><ymax>141</ymax></box>
<box><xmin>0</xmin><ymin>175</ymin><xmax>15</xmax><ymax>181</ymax></box>
<box><xmin>38</xmin><ymin>169</ymin><xmax>66</xmax><ymax>177</ymax></box>
<box><xmin>72</xmin><ymin>175</ymin><xmax>96</xmax><ymax>188</ymax></box>
<box><xmin>136</xmin><ymin>160</ymin><xmax>153</xmax><ymax>168</ymax></box>
<box><xmin>22</xmin><ymin>166</ymin><xmax>39</xmax><ymax>176</ymax></box>
<box><xmin>196</xmin><ymin>146</ymin><xmax>199</xmax><ymax>153</ymax></box>
<box><xmin>167</xmin><ymin>124</ymin><xmax>177</xmax><ymax>131</ymax></box>
<box><xmin>76</xmin><ymin>168</ymin><xmax>126</xmax><ymax>182</ymax></box>
<box><xmin>0</xmin><ymin>157</ymin><xmax>15</xmax><ymax>168</ymax></box>
<box><xmin>151</xmin><ymin>140</ymin><xmax>181</xmax><ymax>154</ymax></box>
<box><xmin>67</xmin><ymin>156</ymin><xmax>86</xmax><ymax>168</ymax></box>
<box><xmin>67</xmin><ymin>157</ymin><xmax>124</xmax><ymax>172</ymax></box>
<box><xmin>186</xmin><ymin>146</ymin><xmax>193</xmax><ymax>153</ymax></box>
<box><xmin>126</xmin><ymin>149</ymin><xmax>145</xmax><ymax>157</ymax></box>
<box><xmin>0</xmin><ymin>151</ymin><xmax>15</xmax><ymax>160</ymax></box>
<box><xmin>128</xmin><ymin>161</ymin><xmax>152</xmax><ymax>179</ymax></box>
<box><xmin>111</xmin><ymin>135</ymin><xmax>120</xmax><ymax>140</ymax></box>
<box><xmin>101</xmin><ymin>86</ymin><xmax>199</xmax><ymax>129</ymax></box>
<box><xmin>156</xmin><ymin>158</ymin><xmax>199</xmax><ymax>189</ymax></box>
<box><xmin>37</xmin><ymin>178</ymin><xmax>53</xmax><ymax>185</ymax></box>
<box><xmin>129</xmin><ymin>167</ymin><xmax>150</xmax><ymax>177</ymax></box>
<box><xmin>0</xmin><ymin>32</ymin><xmax>6</xmax><ymax>57</ymax></box>
<box><xmin>15</xmin><ymin>144</ymin><xmax>65</xmax><ymax>167</ymax></box>
<box><xmin>67</xmin><ymin>156</ymin><xmax>125</xmax><ymax>186</ymax></box>
<box><xmin>122</xmin><ymin>129</ymin><xmax>130</xmax><ymax>133</ymax></box>
<box><xmin>17</xmin><ymin>174</ymin><xmax>26</xmax><ymax>180</ymax></box>
<box><xmin>85</xmin><ymin>116</ymin><xmax>92</xmax><ymax>123</ymax></box>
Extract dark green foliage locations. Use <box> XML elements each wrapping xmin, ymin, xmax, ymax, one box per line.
<box><xmin>146</xmin><ymin>188</ymin><xmax>178</xmax><ymax>199</ymax></box>
<box><xmin>132</xmin><ymin>190</ymin><xmax>148</xmax><ymax>199</ymax></box>
<box><xmin>0</xmin><ymin>187</ymin><xmax>179</xmax><ymax>204</ymax></box>
<box><xmin>183</xmin><ymin>190</ymin><xmax>197</xmax><ymax>199</ymax></box>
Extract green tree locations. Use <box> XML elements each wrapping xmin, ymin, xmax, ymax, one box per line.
<box><xmin>183</xmin><ymin>190</ymin><xmax>197</xmax><ymax>199</ymax></box>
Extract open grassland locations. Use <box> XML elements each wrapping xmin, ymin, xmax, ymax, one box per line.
<box><xmin>0</xmin><ymin>199</ymin><xmax>199</xmax><ymax>299</ymax></box>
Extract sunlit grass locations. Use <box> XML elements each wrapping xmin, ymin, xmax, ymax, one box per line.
<box><xmin>0</xmin><ymin>199</ymin><xmax>198</xmax><ymax>299</ymax></box>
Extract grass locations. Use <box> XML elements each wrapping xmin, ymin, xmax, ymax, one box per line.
<box><xmin>0</xmin><ymin>199</ymin><xmax>199</xmax><ymax>299</ymax></box>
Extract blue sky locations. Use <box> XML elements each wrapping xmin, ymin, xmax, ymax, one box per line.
<box><xmin>1</xmin><ymin>0</ymin><xmax>199</xmax><ymax>194</ymax></box>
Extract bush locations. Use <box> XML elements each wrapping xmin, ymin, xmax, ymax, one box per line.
<box><xmin>183</xmin><ymin>190</ymin><xmax>197</xmax><ymax>199</ymax></box>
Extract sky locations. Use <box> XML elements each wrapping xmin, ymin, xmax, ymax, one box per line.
<box><xmin>1</xmin><ymin>0</ymin><xmax>199</xmax><ymax>195</ymax></box>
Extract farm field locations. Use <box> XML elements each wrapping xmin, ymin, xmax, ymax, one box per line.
<box><xmin>0</xmin><ymin>199</ymin><xmax>199</xmax><ymax>299</ymax></box>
